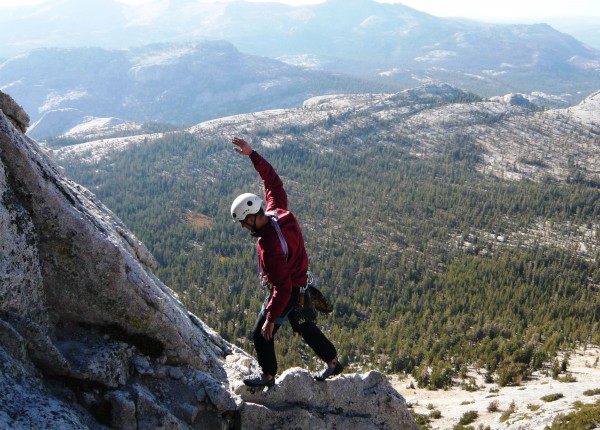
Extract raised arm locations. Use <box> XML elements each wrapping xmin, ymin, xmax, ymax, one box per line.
<box><xmin>231</xmin><ymin>137</ymin><xmax>288</xmax><ymax>211</ymax></box>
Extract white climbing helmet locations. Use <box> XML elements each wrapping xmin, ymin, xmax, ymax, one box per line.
<box><xmin>230</xmin><ymin>193</ymin><xmax>264</xmax><ymax>221</ymax></box>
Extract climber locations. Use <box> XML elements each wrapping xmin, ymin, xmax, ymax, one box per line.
<box><xmin>230</xmin><ymin>136</ymin><xmax>343</xmax><ymax>388</ymax></box>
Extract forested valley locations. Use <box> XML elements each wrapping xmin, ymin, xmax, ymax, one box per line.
<box><xmin>58</xmin><ymin>118</ymin><xmax>600</xmax><ymax>390</ymax></box>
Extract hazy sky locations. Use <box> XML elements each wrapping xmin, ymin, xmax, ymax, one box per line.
<box><xmin>1</xmin><ymin>0</ymin><xmax>599</xmax><ymax>20</ymax></box>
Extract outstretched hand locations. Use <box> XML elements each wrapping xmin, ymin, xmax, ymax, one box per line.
<box><xmin>232</xmin><ymin>137</ymin><xmax>253</xmax><ymax>156</ymax></box>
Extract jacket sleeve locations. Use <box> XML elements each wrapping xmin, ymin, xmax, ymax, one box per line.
<box><xmin>250</xmin><ymin>151</ymin><xmax>288</xmax><ymax>211</ymax></box>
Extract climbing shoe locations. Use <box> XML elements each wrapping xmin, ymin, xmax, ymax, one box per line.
<box><xmin>314</xmin><ymin>361</ymin><xmax>344</xmax><ymax>381</ymax></box>
<box><xmin>243</xmin><ymin>374</ymin><xmax>275</xmax><ymax>388</ymax></box>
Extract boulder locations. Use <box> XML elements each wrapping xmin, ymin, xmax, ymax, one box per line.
<box><xmin>0</xmin><ymin>91</ymin><xmax>29</xmax><ymax>132</ymax></box>
<box><xmin>236</xmin><ymin>368</ymin><xmax>416</xmax><ymax>430</ymax></box>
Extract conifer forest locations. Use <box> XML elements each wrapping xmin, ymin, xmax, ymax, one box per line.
<box><xmin>60</xmin><ymin>125</ymin><xmax>600</xmax><ymax>389</ymax></box>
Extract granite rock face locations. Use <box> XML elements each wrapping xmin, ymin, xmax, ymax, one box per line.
<box><xmin>236</xmin><ymin>368</ymin><xmax>417</xmax><ymax>430</ymax></box>
<box><xmin>0</xmin><ymin>89</ymin><xmax>248</xmax><ymax>428</ymax></box>
<box><xmin>0</xmin><ymin>90</ymin><xmax>417</xmax><ymax>429</ymax></box>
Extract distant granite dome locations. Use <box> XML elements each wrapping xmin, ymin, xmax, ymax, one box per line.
<box><xmin>565</xmin><ymin>89</ymin><xmax>600</xmax><ymax>125</ymax></box>
<box><xmin>490</xmin><ymin>93</ymin><xmax>535</xmax><ymax>108</ymax></box>
<box><xmin>0</xmin><ymin>90</ymin><xmax>417</xmax><ymax>429</ymax></box>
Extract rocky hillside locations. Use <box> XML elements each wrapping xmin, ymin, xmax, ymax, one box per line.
<box><xmin>0</xmin><ymin>93</ymin><xmax>417</xmax><ymax>428</ymax></box>
<box><xmin>49</xmin><ymin>85</ymin><xmax>600</xmax><ymax>278</ymax></box>
<box><xmin>56</xmin><ymin>84</ymin><xmax>600</xmax><ymax>186</ymax></box>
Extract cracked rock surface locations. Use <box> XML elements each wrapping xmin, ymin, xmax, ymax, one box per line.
<box><xmin>236</xmin><ymin>368</ymin><xmax>416</xmax><ymax>430</ymax></box>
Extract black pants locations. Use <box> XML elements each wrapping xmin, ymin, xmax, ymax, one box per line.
<box><xmin>252</xmin><ymin>288</ymin><xmax>337</xmax><ymax>376</ymax></box>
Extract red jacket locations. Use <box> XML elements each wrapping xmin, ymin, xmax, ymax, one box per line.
<box><xmin>250</xmin><ymin>151</ymin><xmax>309</xmax><ymax>322</ymax></box>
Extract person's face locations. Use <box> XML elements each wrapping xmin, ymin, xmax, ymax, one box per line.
<box><xmin>239</xmin><ymin>214</ymin><xmax>256</xmax><ymax>231</ymax></box>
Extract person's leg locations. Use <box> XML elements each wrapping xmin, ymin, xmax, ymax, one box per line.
<box><xmin>245</xmin><ymin>289</ymin><xmax>302</xmax><ymax>387</ymax></box>
<box><xmin>289</xmin><ymin>315</ymin><xmax>343</xmax><ymax>380</ymax></box>
<box><xmin>290</xmin><ymin>318</ymin><xmax>337</xmax><ymax>363</ymax></box>
<box><xmin>251</xmin><ymin>314</ymin><xmax>282</xmax><ymax>378</ymax></box>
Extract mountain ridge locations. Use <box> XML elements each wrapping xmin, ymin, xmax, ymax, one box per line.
<box><xmin>55</xmin><ymin>84</ymin><xmax>600</xmax><ymax>186</ymax></box>
<box><xmin>0</xmin><ymin>1</ymin><xmax>600</xmax><ymax>138</ymax></box>
<box><xmin>0</xmin><ymin>41</ymin><xmax>401</xmax><ymax>139</ymax></box>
